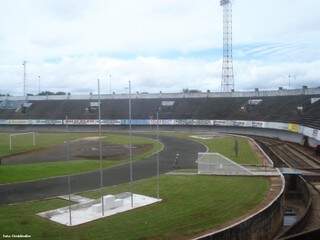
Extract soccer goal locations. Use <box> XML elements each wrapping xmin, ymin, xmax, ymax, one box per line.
<box><xmin>196</xmin><ymin>152</ymin><xmax>253</xmax><ymax>176</ymax></box>
<box><xmin>9</xmin><ymin>132</ymin><xmax>36</xmax><ymax>151</ymax></box>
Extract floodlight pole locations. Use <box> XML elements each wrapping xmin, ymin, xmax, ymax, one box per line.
<box><xmin>220</xmin><ymin>0</ymin><xmax>234</xmax><ymax>92</ymax></box>
<box><xmin>129</xmin><ymin>80</ymin><xmax>133</xmax><ymax>208</ymax></box>
<box><xmin>109</xmin><ymin>74</ymin><xmax>112</xmax><ymax>95</ymax></box>
<box><xmin>32</xmin><ymin>132</ymin><xmax>36</xmax><ymax>146</ymax></box>
<box><xmin>65</xmin><ymin>115</ymin><xmax>72</xmax><ymax>226</ymax></box>
<box><xmin>156</xmin><ymin>111</ymin><xmax>160</xmax><ymax>199</ymax></box>
<box><xmin>22</xmin><ymin>61</ymin><xmax>27</xmax><ymax>97</ymax></box>
<box><xmin>38</xmin><ymin>75</ymin><xmax>41</xmax><ymax>95</ymax></box>
<box><xmin>98</xmin><ymin>78</ymin><xmax>105</xmax><ymax>216</ymax></box>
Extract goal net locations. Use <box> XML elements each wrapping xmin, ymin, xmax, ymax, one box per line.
<box><xmin>9</xmin><ymin>132</ymin><xmax>36</xmax><ymax>151</ymax></box>
<box><xmin>196</xmin><ymin>152</ymin><xmax>253</xmax><ymax>176</ymax></box>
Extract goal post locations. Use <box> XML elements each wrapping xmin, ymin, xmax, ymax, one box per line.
<box><xmin>196</xmin><ymin>152</ymin><xmax>253</xmax><ymax>176</ymax></box>
<box><xmin>9</xmin><ymin>132</ymin><xmax>36</xmax><ymax>151</ymax></box>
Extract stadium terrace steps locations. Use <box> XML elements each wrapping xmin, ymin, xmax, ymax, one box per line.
<box><xmin>0</xmin><ymin>94</ymin><xmax>319</xmax><ymax>129</ymax></box>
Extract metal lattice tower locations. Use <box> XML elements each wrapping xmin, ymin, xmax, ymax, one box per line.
<box><xmin>220</xmin><ymin>0</ymin><xmax>234</xmax><ymax>92</ymax></box>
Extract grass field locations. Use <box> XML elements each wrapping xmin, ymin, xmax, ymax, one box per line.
<box><xmin>193</xmin><ymin>136</ymin><xmax>261</xmax><ymax>165</ymax></box>
<box><xmin>0</xmin><ymin>133</ymin><xmax>163</xmax><ymax>184</ymax></box>
<box><xmin>0</xmin><ymin>160</ymin><xmax>119</xmax><ymax>184</ymax></box>
<box><xmin>0</xmin><ymin>175</ymin><xmax>269</xmax><ymax>240</ymax></box>
<box><xmin>143</xmin><ymin>132</ymin><xmax>262</xmax><ymax>165</ymax></box>
<box><xmin>0</xmin><ymin>132</ymin><xmax>94</xmax><ymax>156</ymax></box>
<box><xmin>0</xmin><ymin>132</ymin><xmax>162</xmax><ymax>157</ymax></box>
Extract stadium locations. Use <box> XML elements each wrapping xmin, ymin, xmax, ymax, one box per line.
<box><xmin>1</xmin><ymin>1</ymin><xmax>320</xmax><ymax>240</ymax></box>
<box><xmin>0</xmin><ymin>86</ymin><xmax>320</xmax><ymax>240</ymax></box>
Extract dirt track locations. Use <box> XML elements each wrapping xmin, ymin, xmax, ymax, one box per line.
<box><xmin>2</xmin><ymin>140</ymin><xmax>152</xmax><ymax>165</ymax></box>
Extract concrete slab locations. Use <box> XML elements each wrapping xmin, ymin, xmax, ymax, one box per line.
<box><xmin>38</xmin><ymin>193</ymin><xmax>161</xmax><ymax>226</ymax></box>
<box><xmin>58</xmin><ymin>194</ymin><xmax>94</xmax><ymax>204</ymax></box>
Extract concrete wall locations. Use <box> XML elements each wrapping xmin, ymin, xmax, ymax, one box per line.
<box><xmin>0</xmin><ymin>119</ymin><xmax>320</xmax><ymax>147</ymax></box>
<box><xmin>0</xmin><ymin>124</ymin><xmax>312</xmax><ymax>145</ymax></box>
<box><xmin>0</xmin><ymin>118</ymin><xmax>319</xmax><ymax>144</ymax></box>
<box><xmin>280</xmin><ymin>228</ymin><xmax>320</xmax><ymax>240</ymax></box>
<box><xmin>277</xmin><ymin>176</ymin><xmax>313</xmax><ymax>239</ymax></box>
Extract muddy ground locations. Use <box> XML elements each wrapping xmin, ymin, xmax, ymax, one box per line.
<box><xmin>2</xmin><ymin>140</ymin><xmax>152</xmax><ymax>165</ymax></box>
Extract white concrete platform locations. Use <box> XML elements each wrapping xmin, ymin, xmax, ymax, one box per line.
<box><xmin>38</xmin><ymin>193</ymin><xmax>161</xmax><ymax>226</ymax></box>
<box><xmin>58</xmin><ymin>194</ymin><xmax>94</xmax><ymax>204</ymax></box>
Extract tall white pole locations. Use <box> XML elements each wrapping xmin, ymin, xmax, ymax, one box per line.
<box><xmin>109</xmin><ymin>74</ymin><xmax>112</xmax><ymax>95</ymax></box>
<box><xmin>22</xmin><ymin>61</ymin><xmax>27</xmax><ymax>97</ymax></box>
<box><xmin>33</xmin><ymin>132</ymin><xmax>35</xmax><ymax>146</ymax></box>
<box><xmin>98</xmin><ymin>79</ymin><xmax>104</xmax><ymax>216</ymax></box>
<box><xmin>156</xmin><ymin>111</ymin><xmax>160</xmax><ymax>199</ymax></box>
<box><xmin>65</xmin><ymin>115</ymin><xmax>72</xmax><ymax>226</ymax></box>
<box><xmin>129</xmin><ymin>80</ymin><xmax>133</xmax><ymax>208</ymax></box>
<box><xmin>38</xmin><ymin>75</ymin><xmax>41</xmax><ymax>95</ymax></box>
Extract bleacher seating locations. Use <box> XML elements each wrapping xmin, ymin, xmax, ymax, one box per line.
<box><xmin>0</xmin><ymin>100</ymin><xmax>26</xmax><ymax>110</ymax></box>
<box><xmin>0</xmin><ymin>94</ymin><xmax>319</xmax><ymax>129</ymax></box>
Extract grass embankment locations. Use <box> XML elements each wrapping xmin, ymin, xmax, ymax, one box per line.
<box><xmin>0</xmin><ymin>175</ymin><xmax>269</xmax><ymax>240</ymax></box>
<box><xmin>0</xmin><ymin>133</ymin><xmax>163</xmax><ymax>184</ymax></box>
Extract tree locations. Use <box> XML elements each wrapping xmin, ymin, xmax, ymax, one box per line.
<box><xmin>38</xmin><ymin>91</ymin><xmax>55</xmax><ymax>96</ymax></box>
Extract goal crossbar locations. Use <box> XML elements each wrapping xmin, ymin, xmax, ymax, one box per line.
<box><xmin>9</xmin><ymin>132</ymin><xmax>36</xmax><ymax>151</ymax></box>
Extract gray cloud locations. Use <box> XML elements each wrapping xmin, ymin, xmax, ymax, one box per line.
<box><xmin>0</xmin><ymin>0</ymin><xmax>320</xmax><ymax>95</ymax></box>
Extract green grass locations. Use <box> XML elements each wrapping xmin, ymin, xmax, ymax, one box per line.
<box><xmin>0</xmin><ymin>175</ymin><xmax>269</xmax><ymax>240</ymax></box>
<box><xmin>194</xmin><ymin>136</ymin><xmax>261</xmax><ymax>165</ymax></box>
<box><xmin>0</xmin><ymin>133</ymin><xmax>163</xmax><ymax>184</ymax></box>
<box><xmin>142</xmin><ymin>131</ymin><xmax>262</xmax><ymax>165</ymax></box>
<box><xmin>0</xmin><ymin>132</ymin><xmax>96</xmax><ymax>157</ymax></box>
<box><xmin>103</xmin><ymin>133</ymin><xmax>163</xmax><ymax>161</ymax></box>
<box><xmin>0</xmin><ymin>160</ymin><xmax>118</xmax><ymax>184</ymax></box>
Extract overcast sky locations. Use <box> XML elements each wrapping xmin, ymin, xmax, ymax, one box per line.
<box><xmin>0</xmin><ymin>0</ymin><xmax>320</xmax><ymax>95</ymax></box>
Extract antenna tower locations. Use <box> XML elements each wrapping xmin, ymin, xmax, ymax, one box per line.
<box><xmin>220</xmin><ymin>0</ymin><xmax>234</xmax><ymax>92</ymax></box>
